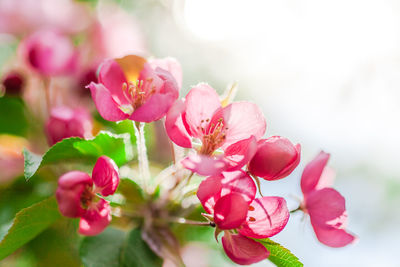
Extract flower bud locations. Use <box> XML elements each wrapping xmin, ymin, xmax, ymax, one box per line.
<box><xmin>1</xmin><ymin>71</ymin><xmax>24</xmax><ymax>96</ymax></box>
<box><xmin>248</xmin><ymin>136</ymin><xmax>301</xmax><ymax>180</ymax></box>
<box><xmin>20</xmin><ymin>29</ymin><xmax>78</xmax><ymax>76</ymax></box>
<box><xmin>45</xmin><ymin>106</ymin><xmax>93</xmax><ymax>146</ymax></box>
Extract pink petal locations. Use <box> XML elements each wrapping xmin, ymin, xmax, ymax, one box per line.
<box><xmin>214</xmin><ymin>193</ymin><xmax>249</xmax><ymax>230</ymax></box>
<box><xmin>79</xmin><ymin>199</ymin><xmax>111</xmax><ymax>236</ymax></box>
<box><xmin>213</xmin><ymin>102</ymin><xmax>266</xmax><ymax>149</ymax></box>
<box><xmin>184</xmin><ymin>83</ymin><xmax>221</xmax><ymax>138</ymax></box>
<box><xmin>181</xmin><ymin>154</ymin><xmax>227</xmax><ymax>176</ymax></box>
<box><xmin>248</xmin><ymin>137</ymin><xmax>301</xmax><ymax>181</ymax></box>
<box><xmin>315</xmin><ymin>166</ymin><xmax>336</xmax><ymax>190</ymax></box>
<box><xmin>149</xmin><ymin>57</ymin><xmax>183</xmax><ymax>89</ymax></box>
<box><xmin>56</xmin><ymin>171</ymin><xmax>92</xmax><ymax>218</ymax></box>
<box><xmin>98</xmin><ymin>59</ymin><xmax>130</xmax><ymax>105</ymax></box>
<box><xmin>305</xmin><ymin>188</ymin><xmax>346</xmax><ymax>226</ymax></box>
<box><xmin>239</xmin><ymin>196</ymin><xmax>289</xmax><ymax>239</ymax></box>
<box><xmin>311</xmin><ymin>223</ymin><xmax>356</xmax><ymax>248</ymax></box>
<box><xmin>92</xmin><ymin>156</ymin><xmax>120</xmax><ymax>196</ymax></box>
<box><xmin>197</xmin><ymin>170</ymin><xmax>256</xmax><ymax>214</ymax></box>
<box><xmin>301</xmin><ymin>151</ymin><xmax>330</xmax><ymax>195</ymax></box>
<box><xmin>224</xmin><ymin>136</ymin><xmax>257</xmax><ymax>171</ymax></box>
<box><xmin>165</xmin><ymin>100</ymin><xmax>192</xmax><ymax>148</ymax></box>
<box><xmin>88</xmin><ymin>82</ymin><xmax>130</xmax><ymax>122</ymax></box>
<box><xmin>130</xmin><ymin>91</ymin><xmax>178</xmax><ymax>122</ymax></box>
<box><xmin>222</xmin><ymin>232</ymin><xmax>269</xmax><ymax>265</ymax></box>
<box><xmin>137</xmin><ymin>63</ymin><xmax>164</xmax><ymax>95</ymax></box>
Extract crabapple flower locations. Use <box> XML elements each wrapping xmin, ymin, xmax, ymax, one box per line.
<box><xmin>45</xmin><ymin>106</ymin><xmax>93</xmax><ymax>146</ymax></box>
<box><xmin>197</xmin><ymin>170</ymin><xmax>289</xmax><ymax>265</ymax></box>
<box><xmin>20</xmin><ymin>29</ymin><xmax>78</xmax><ymax>76</ymax></box>
<box><xmin>166</xmin><ymin>84</ymin><xmax>265</xmax><ymax>175</ymax></box>
<box><xmin>88</xmin><ymin>55</ymin><xmax>180</xmax><ymax>123</ymax></box>
<box><xmin>1</xmin><ymin>71</ymin><xmax>25</xmax><ymax>96</ymax></box>
<box><xmin>248</xmin><ymin>136</ymin><xmax>301</xmax><ymax>181</ymax></box>
<box><xmin>56</xmin><ymin>156</ymin><xmax>119</xmax><ymax>236</ymax></box>
<box><xmin>300</xmin><ymin>151</ymin><xmax>356</xmax><ymax>247</ymax></box>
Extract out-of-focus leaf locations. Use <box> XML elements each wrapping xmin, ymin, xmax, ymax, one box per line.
<box><xmin>23</xmin><ymin>131</ymin><xmax>133</xmax><ymax>180</ymax></box>
<box><xmin>0</xmin><ymin>97</ymin><xmax>28</xmax><ymax>136</ymax></box>
<box><xmin>0</xmin><ymin>197</ymin><xmax>61</xmax><ymax>260</ymax></box>
<box><xmin>118</xmin><ymin>178</ymin><xmax>145</xmax><ymax>206</ymax></box>
<box><xmin>257</xmin><ymin>238</ymin><xmax>303</xmax><ymax>267</ymax></box>
<box><xmin>80</xmin><ymin>227</ymin><xmax>126</xmax><ymax>267</ymax></box>
<box><xmin>121</xmin><ymin>228</ymin><xmax>163</xmax><ymax>267</ymax></box>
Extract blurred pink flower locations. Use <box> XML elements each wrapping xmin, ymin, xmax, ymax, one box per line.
<box><xmin>300</xmin><ymin>151</ymin><xmax>356</xmax><ymax>247</ymax></box>
<box><xmin>1</xmin><ymin>71</ymin><xmax>25</xmax><ymax>96</ymax></box>
<box><xmin>165</xmin><ymin>84</ymin><xmax>265</xmax><ymax>175</ymax></box>
<box><xmin>45</xmin><ymin>106</ymin><xmax>93</xmax><ymax>146</ymax></box>
<box><xmin>0</xmin><ymin>135</ymin><xmax>28</xmax><ymax>183</ymax></box>
<box><xmin>88</xmin><ymin>55</ymin><xmax>180</xmax><ymax>123</ymax></box>
<box><xmin>20</xmin><ymin>29</ymin><xmax>78</xmax><ymax>76</ymax></box>
<box><xmin>248</xmin><ymin>136</ymin><xmax>301</xmax><ymax>181</ymax></box>
<box><xmin>56</xmin><ymin>156</ymin><xmax>119</xmax><ymax>236</ymax></box>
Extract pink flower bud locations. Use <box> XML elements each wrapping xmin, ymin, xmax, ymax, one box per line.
<box><xmin>45</xmin><ymin>106</ymin><xmax>93</xmax><ymax>146</ymax></box>
<box><xmin>248</xmin><ymin>136</ymin><xmax>301</xmax><ymax>181</ymax></box>
<box><xmin>20</xmin><ymin>29</ymin><xmax>78</xmax><ymax>76</ymax></box>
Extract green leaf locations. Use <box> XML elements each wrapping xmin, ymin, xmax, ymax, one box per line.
<box><xmin>23</xmin><ymin>131</ymin><xmax>134</xmax><ymax>180</ymax></box>
<box><xmin>0</xmin><ymin>197</ymin><xmax>61</xmax><ymax>260</ymax></box>
<box><xmin>121</xmin><ymin>228</ymin><xmax>162</xmax><ymax>267</ymax></box>
<box><xmin>257</xmin><ymin>238</ymin><xmax>303</xmax><ymax>267</ymax></box>
<box><xmin>0</xmin><ymin>97</ymin><xmax>28</xmax><ymax>136</ymax></box>
<box><xmin>79</xmin><ymin>227</ymin><xmax>163</xmax><ymax>267</ymax></box>
<box><xmin>80</xmin><ymin>227</ymin><xmax>126</xmax><ymax>267</ymax></box>
<box><xmin>118</xmin><ymin>178</ymin><xmax>145</xmax><ymax>206</ymax></box>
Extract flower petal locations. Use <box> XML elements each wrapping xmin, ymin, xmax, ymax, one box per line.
<box><xmin>181</xmin><ymin>154</ymin><xmax>227</xmax><ymax>176</ymax></box>
<box><xmin>301</xmin><ymin>151</ymin><xmax>330</xmax><ymax>195</ymax></box>
<box><xmin>214</xmin><ymin>193</ymin><xmax>248</xmax><ymax>230</ymax></box>
<box><xmin>239</xmin><ymin>196</ymin><xmax>289</xmax><ymax>239</ymax></box>
<box><xmin>88</xmin><ymin>82</ymin><xmax>130</xmax><ymax>122</ymax></box>
<box><xmin>98</xmin><ymin>59</ymin><xmax>130</xmax><ymax>105</ymax></box>
<box><xmin>92</xmin><ymin>156</ymin><xmax>120</xmax><ymax>196</ymax></box>
<box><xmin>221</xmin><ymin>232</ymin><xmax>269</xmax><ymax>265</ymax></box>
<box><xmin>196</xmin><ymin>175</ymin><xmax>223</xmax><ymax>214</ymax></box>
<box><xmin>149</xmin><ymin>57</ymin><xmax>183</xmax><ymax>89</ymax></box>
<box><xmin>165</xmin><ymin>100</ymin><xmax>192</xmax><ymax>148</ymax></box>
<box><xmin>184</xmin><ymin>83</ymin><xmax>221</xmax><ymax>138</ymax></box>
<box><xmin>224</xmin><ymin>136</ymin><xmax>257</xmax><ymax>171</ymax></box>
<box><xmin>311</xmin><ymin>223</ymin><xmax>356</xmax><ymax>248</ymax></box>
<box><xmin>56</xmin><ymin>171</ymin><xmax>92</xmax><ymax>218</ymax></box>
<box><xmin>79</xmin><ymin>199</ymin><xmax>111</xmax><ymax>236</ymax></box>
<box><xmin>213</xmin><ymin>102</ymin><xmax>266</xmax><ymax>149</ymax></box>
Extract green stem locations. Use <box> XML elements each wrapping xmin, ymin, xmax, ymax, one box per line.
<box><xmin>133</xmin><ymin>121</ymin><xmax>150</xmax><ymax>192</ymax></box>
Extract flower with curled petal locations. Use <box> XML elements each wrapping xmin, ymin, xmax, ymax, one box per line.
<box><xmin>300</xmin><ymin>151</ymin><xmax>356</xmax><ymax>247</ymax></box>
<box><xmin>56</xmin><ymin>156</ymin><xmax>119</xmax><ymax>236</ymax></box>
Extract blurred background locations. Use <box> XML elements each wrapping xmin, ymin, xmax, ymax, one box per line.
<box><xmin>1</xmin><ymin>0</ymin><xmax>399</xmax><ymax>266</ymax></box>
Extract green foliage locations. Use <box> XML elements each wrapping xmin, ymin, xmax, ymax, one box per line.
<box><xmin>0</xmin><ymin>197</ymin><xmax>61</xmax><ymax>260</ymax></box>
<box><xmin>118</xmin><ymin>178</ymin><xmax>146</xmax><ymax>206</ymax></box>
<box><xmin>0</xmin><ymin>97</ymin><xmax>28</xmax><ymax>136</ymax></box>
<box><xmin>23</xmin><ymin>131</ymin><xmax>134</xmax><ymax>180</ymax></box>
<box><xmin>80</xmin><ymin>227</ymin><xmax>162</xmax><ymax>267</ymax></box>
<box><xmin>257</xmin><ymin>238</ymin><xmax>303</xmax><ymax>267</ymax></box>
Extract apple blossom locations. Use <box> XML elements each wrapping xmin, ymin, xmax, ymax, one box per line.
<box><xmin>56</xmin><ymin>156</ymin><xmax>119</xmax><ymax>236</ymax></box>
<box><xmin>300</xmin><ymin>151</ymin><xmax>356</xmax><ymax>247</ymax></box>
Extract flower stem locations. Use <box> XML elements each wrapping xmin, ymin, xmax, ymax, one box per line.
<box><xmin>168</xmin><ymin>217</ymin><xmax>214</xmax><ymax>227</ymax></box>
<box><xmin>133</xmin><ymin>121</ymin><xmax>150</xmax><ymax>192</ymax></box>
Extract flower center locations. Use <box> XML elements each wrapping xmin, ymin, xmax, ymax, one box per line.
<box><xmin>80</xmin><ymin>185</ymin><xmax>95</xmax><ymax>209</ymax></box>
<box><xmin>122</xmin><ymin>78</ymin><xmax>157</xmax><ymax>110</ymax></box>
<box><xmin>199</xmin><ymin>118</ymin><xmax>227</xmax><ymax>155</ymax></box>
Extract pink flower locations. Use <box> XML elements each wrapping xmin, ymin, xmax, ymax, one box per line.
<box><xmin>20</xmin><ymin>29</ymin><xmax>78</xmax><ymax>76</ymax></box>
<box><xmin>88</xmin><ymin>55</ymin><xmax>180</xmax><ymax>123</ymax></box>
<box><xmin>197</xmin><ymin>170</ymin><xmax>289</xmax><ymax>265</ymax></box>
<box><xmin>300</xmin><ymin>151</ymin><xmax>356</xmax><ymax>247</ymax></box>
<box><xmin>248</xmin><ymin>136</ymin><xmax>301</xmax><ymax>181</ymax></box>
<box><xmin>45</xmin><ymin>106</ymin><xmax>93</xmax><ymax>146</ymax></box>
<box><xmin>1</xmin><ymin>71</ymin><xmax>25</xmax><ymax>96</ymax></box>
<box><xmin>165</xmin><ymin>84</ymin><xmax>265</xmax><ymax>175</ymax></box>
<box><xmin>56</xmin><ymin>156</ymin><xmax>119</xmax><ymax>236</ymax></box>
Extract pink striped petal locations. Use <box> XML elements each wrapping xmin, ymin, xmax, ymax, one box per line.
<box><xmin>79</xmin><ymin>199</ymin><xmax>111</xmax><ymax>236</ymax></box>
<box><xmin>239</xmin><ymin>197</ymin><xmax>289</xmax><ymax>239</ymax></box>
<box><xmin>311</xmin><ymin>223</ymin><xmax>356</xmax><ymax>248</ymax></box>
<box><xmin>224</xmin><ymin>136</ymin><xmax>257</xmax><ymax>171</ymax></box>
<box><xmin>222</xmin><ymin>232</ymin><xmax>269</xmax><ymax>265</ymax></box>
<box><xmin>92</xmin><ymin>156</ymin><xmax>120</xmax><ymax>196</ymax></box>
<box><xmin>301</xmin><ymin>151</ymin><xmax>330</xmax><ymax>195</ymax></box>
<box><xmin>165</xmin><ymin>100</ymin><xmax>192</xmax><ymax>148</ymax></box>
<box><xmin>214</xmin><ymin>193</ymin><xmax>248</xmax><ymax>230</ymax></box>
<box><xmin>98</xmin><ymin>59</ymin><xmax>130</xmax><ymax>105</ymax></box>
<box><xmin>88</xmin><ymin>82</ymin><xmax>130</xmax><ymax>121</ymax></box>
